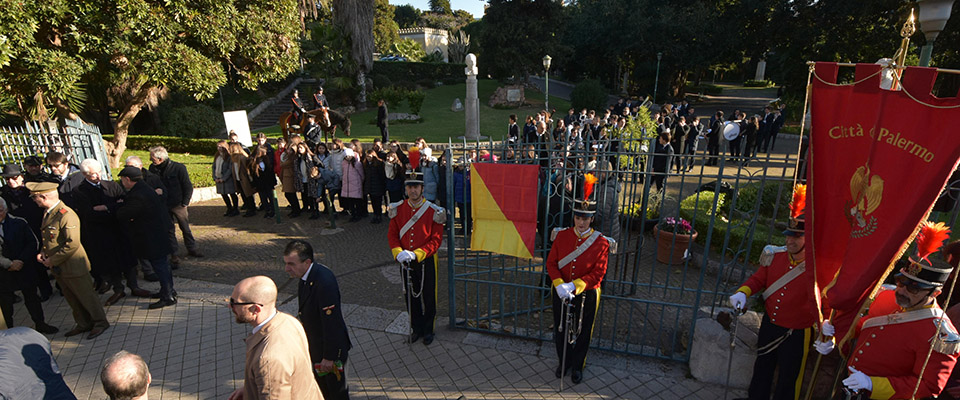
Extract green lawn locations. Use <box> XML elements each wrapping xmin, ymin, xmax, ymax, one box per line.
<box><xmin>254</xmin><ymin>79</ymin><xmax>571</xmax><ymax>143</ymax></box>
<box><xmin>121</xmin><ymin>149</ymin><xmax>216</xmax><ymax>188</ymax></box>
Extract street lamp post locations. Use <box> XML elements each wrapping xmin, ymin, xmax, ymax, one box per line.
<box><xmin>653</xmin><ymin>52</ymin><xmax>663</xmax><ymax>104</ymax></box>
<box><xmin>917</xmin><ymin>0</ymin><xmax>956</xmax><ymax>67</ymax></box>
<box><xmin>543</xmin><ymin>55</ymin><xmax>552</xmax><ymax>112</ymax></box>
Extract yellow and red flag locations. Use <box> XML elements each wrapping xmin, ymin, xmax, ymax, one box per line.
<box><xmin>470</xmin><ymin>163</ymin><xmax>539</xmax><ymax>259</ymax></box>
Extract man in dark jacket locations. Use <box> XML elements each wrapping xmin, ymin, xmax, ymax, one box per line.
<box><xmin>74</xmin><ymin>159</ymin><xmax>151</xmax><ymax>305</ymax></box>
<box><xmin>377</xmin><ymin>98</ymin><xmax>389</xmax><ymax>143</ymax></box>
<box><xmin>117</xmin><ymin>166</ymin><xmax>176</xmax><ymax>309</ymax></box>
<box><xmin>707</xmin><ymin>111</ymin><xmax>724</xmax><ymax>166</ymax></box>
<box><xmin>124</xmin><ymin>156</ymin><xmax>167</xmax><ymax>280</ymax></box>
<box><xmin>652</xmin><ymin>131</ymin><xmax>674</xmax><ymax>191</ymax></box>
<box><xmin>283</xmin><ymin>240</ymin><xmax>352</xmax><ymax>400</ymax></box>
<box><xmin>46</xmin><ymin>152</ymin><xmax>83</xmax><ymax>208</ymax></box>
<box><xmin>148</xmin><ymin>146</ymin><xmax>202</xmax><ymax>269</ymax></box>
<box><xmin>0</xmin><ymin>199</ymin><xmax>58</xmax><ymax>334</ymax></box>
<box><xmin>1</xmin><ymin>164</ymin><xmax>54</xmax><ymax>301</ymax></box>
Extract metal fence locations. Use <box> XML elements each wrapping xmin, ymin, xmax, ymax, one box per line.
<box><xmin>0</xmin><ymin>119</ymin><xmax>112</xmax><ymax>178</ymax></box>
<box><xmin>443</xmin><ymin>133</ymin><xmax>807</xmax><ymax>362</ymax></box>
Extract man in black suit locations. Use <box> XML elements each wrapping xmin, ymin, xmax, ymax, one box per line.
<box><xmin>116</xmin><ymin>166</ymin><xmax>177</xmax><ymax>310</ymax></box>
<box><xmin>46</xmin><ymin>152</ymin><xmax>84</xmax><ymax>208</ymax></box>
<box><xmin>508</xmin><ymin>114</ymin><xmax>520</xmax><ymax>144</ymax></box>
<box><xmin>1</xmin><ymin>163</ymin><xmax>54</xmax><ymax>301</ymax></box>
<box><xmin>283</xmin><ymin>240</ymin><xmax>351</xmax><ymax>400</ymax></box>
<box><xmin>757</xmin><ymin>105</ymin><xmax>776</xmax><ymax>153</ymax></box>
<box><xmin>0</xmin><ymin>198</ymin><xmax>58</xmax><ymax>334</ymax></box>
<box><xmin>148</xmin><ymin>146</ymin><xmax>202</xmax><ymax>268</ymax></box>
<box><xmin>377</xmin><ymin>98</ymin><xmax>389</xmax><ymax>143</ymax></box>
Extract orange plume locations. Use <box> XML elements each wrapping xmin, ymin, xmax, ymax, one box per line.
<box><xmin>790</xmin><ymin>183</ymin><xmax>807</xmax><ymax>219</ymax></box>
<box><xmin>916</xmin><ymin>221</ymin><xmax>951</xmax><ymax>261</ymax></box>
<box><xmin>583</xmin><ymin>173</ymin><xmax>598</xmax><ymax>200</ymax></box>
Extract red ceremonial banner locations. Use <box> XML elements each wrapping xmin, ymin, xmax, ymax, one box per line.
<box><xmin>809</xmin><ymin>63</ymin><xmax>960</xmax><ymax>334</ymax></box>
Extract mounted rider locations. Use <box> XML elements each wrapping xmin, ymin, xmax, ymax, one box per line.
<box><xmin>314</xmin><ymin>87</ymin><xmax>331</xmax><ymax>127</ymax></box>
<box><xmin>290</xmin><ymin>89</ymin><xmax>306</xmax><ymax>130</ymax></box>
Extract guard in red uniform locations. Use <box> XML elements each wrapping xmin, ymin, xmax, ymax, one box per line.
<box><xmin>388</xmin><ymin>172</ymin><xmax>445</xmax><ymax>345</ymax></box>
<box><xmin>546</xmin><ymin>174</ymin><xmax>613</xmax><ymax>385</ymax></box>
<box><xmin>830</xmin><ymin>222</ymin><xmax>959</xmax><ymax>400</ymax></box>
<box><xmin>730</xmin><ymin>184</ymin><xmax>819</xmax><ymax>400</ymax></box>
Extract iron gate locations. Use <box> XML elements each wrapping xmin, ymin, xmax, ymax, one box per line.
<box><xmin>444</xmin><ymin>133</ymin><xmax>808</xmax><ymax>362</ymax></box>
<box><xmin>0</xmin><ymin>119</ymin><xmax>112</xmax><ymax>178</ymax></box>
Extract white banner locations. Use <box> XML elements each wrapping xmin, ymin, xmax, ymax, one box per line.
<box><xmin>223</xmin><ymin>110</ymin><xmax>252</xmax><ymax>147</ymax></box>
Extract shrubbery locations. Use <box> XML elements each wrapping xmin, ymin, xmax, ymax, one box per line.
<box><xmin>104</xmin><ymin>134</ymin><xmax>221</xmax><ymax>156</ymax></box>
<box><xmin>372</xmin><ymin>61</ymin><xmax>466</xmax><ymax>84</ymax></box>
<box><xmin>161</xmin><ymin>104</ymin><xmax>225</xmax><ymax>138</ymax></box>
<box><xmin>570</xmin><ymin>79</ymin><xmax>608</xmax><ymax>113</ymax></box>
<box><xmin>689</xmin><ymin>84</ymin><xmax>723</xmax><ymax>95</ymax></box>
<box><xmin>743</xmin><ymin>79</ymin><xmax>775</xmax><ymax>87</ymax></box>
<box><xmin>368</xmin><ymin>86</ymin><xmax>427</xmax><ymax>116</ymax></box>
<box><xmin>678</xmin><ymin>187</ymin><xmax>787</xmax><ymax>263</ymax></box>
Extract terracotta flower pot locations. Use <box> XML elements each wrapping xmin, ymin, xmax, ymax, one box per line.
<box><xmin>654</xmin><ymin>226</ymin><xmax>698</xmax><ymax>265</ymax></box>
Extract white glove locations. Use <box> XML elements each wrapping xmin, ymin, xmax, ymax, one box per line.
<box><xmin>821</xmin><ymin>320</ymin><xmax>835</xmax><ymax>337</ymax></box>
<box><xmin>842</xmin><ymin>366</ymin><xmax>872</xmax><ymax>392</ymax></box>
<box><xmin>759</xmin><ymin>245</ymin><xmax>786</xmax><ymax>266</ymax></box>
<box><xmin>729</xmin><ymin>292</ymin><xmax>747</xmax><ymax>311</ymax></box>
<box><xmin>396</xmin><ymin>250</ymin><xmax>417</xmax><ymax>264</ymax></box>
<box><xmin>814</xmin><ymin>338</ymin><xmax>835</xmax><ymax>355</ymax></box>
<box><xmin>555</xmin><ymin>283</ymin><xmax>576</xmax><ymax>300</ymax></box>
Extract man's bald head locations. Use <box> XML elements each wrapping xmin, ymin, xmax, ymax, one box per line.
<box><xmin>234</xmin><ymin>276</ymin><xmax>277</xmax><ymax>308</ymax></box>
<box><xmin>101</xmin><ymin>351</ymin><xmax>150</xmax><ymax>400</ymax></box>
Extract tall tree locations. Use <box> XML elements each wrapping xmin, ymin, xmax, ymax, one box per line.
<box><xmin>333</xmin><ymin>0</ymin><xmax>375</xmax><ymax>109</ymax></box>
<box><xmin>429</xmin><ymin>0</ymin><xmax>452</xmax><ymax>14</ymax></box>
<box><xmin>393</xmin><ymin>4</ymin><xmax>422</xmax><ymax>28</ymax></box>
<box><xmin>374</xmin><ymin>0</ymin><xmax>400</xmax><ymax>53</ymax></box>
<box><xmin>0</xmin><ymin>0</ymin><xmax>302</xmax><ymax>167</ymax></box>
<box><xmin>479</xmin><ymin>0</ymin><xmax>568</xmax><ymax>79</ymax></box>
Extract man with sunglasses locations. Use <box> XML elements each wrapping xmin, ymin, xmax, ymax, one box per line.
<box><xmin>730</xmin><ymin>185</ymin><xmax>819</xmax><ymax>400</ymax></box>
<box><xmin>821</xmin><ymin>223</ymin><xmax>959</xmax><ymax>399</ymax></box>
<box><xmin>228</xmin><ymin>276</ymin><xmax>321</xmax><ymax>400</ymax></box>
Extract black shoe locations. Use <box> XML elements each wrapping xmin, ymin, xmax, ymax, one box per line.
<box><xmin>12</xmin><ymin>294</ymin><xmax>22</xmax><ymax>304</ymax></box>
<box><xmin>35</xmin><ymin>322</ymin><xmax>59</xmax><ymax>334</ymax></box>
<box><xmin>422</xmin><ymin>333</ymin><xmax>435</xmax><ymax>345</ymax></box>
<box><xmin>371</xmin><ymin>216</ymin><xmax>381</xmax><ymax>224</ymax></box>
<box><xmin>409</xmin><ymin>332</ymin><xmax>421</xmax><ymax>343</ymax></box>
<box><xmin>150</xmin><ymin>290</ymin><xmax>178</xmax><ymax>299</ymax></box>
<box><xmin>243</xmin><ymin>210</ymin><xmax>257</xmax><ymax>217</ymax></box>
<box><xmin>223</xmin><ymin>209</ymin><xmax>232</xmax><ymax>216</ymax></box>
<box><xmin>571</xmin><ymin>369</ymin><xmax>583</xmax><ymax>384</ymax></box>
<box><xmin>264</xmin><ymin>211</ymin><xmax>275</xmax><ymax>218</ymax></box>
<box><xmin>309</xmin><ymin>211</ymin><xmax>321</xmax><ymax>220</ymax></box>
<box><xmin>87</xmin><ymin>326</ymin><xmax>108</xmax><ymax>340</ymax></box>
<box><xmin>144</xmin><ymin>273</ymin><xmax>159</xmax><ymax>282</ymax></box>
<box><xmin>39</xmin><ymin>293</ymin><xmax>50</xmax><ymax>302</ymax></box>
<box><xmin>148</xmin><ymin>298</ymin><xmax>177</xmax><ymax>309</ymax></box>
<box><xmin>555</xmin><ymin>364</ymin><xmax>570</xmax><ymax>378</ymax></box>
<box><xmin>188</xmin><ymin>250</ymin><xmax>204</xmax><ymax>258</ymax></box>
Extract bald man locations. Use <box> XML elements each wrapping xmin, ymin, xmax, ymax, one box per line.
<box><xmin>101</xmin><ymin>351</ymin><xmax>150</xmax><ymax>400</ymax></box>
<box><xmin>228</xmin><ymin>276</ymin><xmax>322</xmax><ymax>400</ymax></box>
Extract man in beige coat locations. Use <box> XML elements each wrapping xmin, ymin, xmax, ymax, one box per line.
<box><xmin>27</xmin><ymin>181</ymin><xmax>109</xmax><ymax>339</ymax></box>
<box><xmin>228</xmin><ymin>276</ymin><xmax>322</xmax><ymax>400</ymax></box>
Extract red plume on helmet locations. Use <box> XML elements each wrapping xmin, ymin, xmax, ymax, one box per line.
<box><xmin>583</xmin><ymin>173</ymin><xmax>598</xmax><ymax>200</ymax></box>
<box><xmin>790</xmin><ymin>183</ymin><xmax>807</xmax><ymax>219</ymax></box>
<box><xmin>916</xmin><ymin>221</ymin><xmax>951</xmax><ymax>262</ymax></box>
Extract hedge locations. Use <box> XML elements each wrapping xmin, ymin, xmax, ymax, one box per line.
<box><xmin>678</xmin><ymin>190</ymin><xmax>785</xmax><ymax>264</ymax></box>
<box><xmin>688</xmin><ymin>84</ymin><xmax>723</xmax><ymax>95</ymax></box>
<box><xmin>103</xmin><ymin>135</ymin><xmax>221</xmax><ymax>156</ymax></box>
<box><xmin>743</xmin><ymin>79</ymin><xmax>775</xmax><ymax>87</ymax></box>
<box><xmin>372</xmin><ymin>61</ymin><xmax>467</xmax><ymax>84</ymax></box>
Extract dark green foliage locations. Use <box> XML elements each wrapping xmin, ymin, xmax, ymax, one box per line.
<box><xmin>372</xmin><ymin>74</ymin><xmax>393</xmax><ymax>89</ymax></box>
<box><xmin>374</xmin><ymin>0</ymin><xmax>400</xmax><ymax>53</ymax></box>
<box><xmin>688</xmin><ymin>84</ymin><xmax>723</xmax><ymax>95</ymax></box>
<box><xmin>416</xmin><ymin>78</ymin><xmax>437</xmax><ymax>89</ymax></box>
<box><xmin>370</xmin><ymin>87</ymin><xmax>407</xmax><ymax>109</ymax></box>
<box><xmin>407</xmin><ymin>90</ymin><xmax>426</xmax><ymax>115</ymax></box>
<box><xmin>429</xmin><ymin>0</ymin><xmax>452</xmax><ymax>14</ymax></box>
<box><xmin>678</xmin><ymin>190</ymin><xmax>785</xmax><ymax>263</ymax></box>
<box><xmin>394</xmin><ymin>5</ymin><xmax>421</xmax><ymax>28</ymax></box>
<box><xmin>104</xmin><ymin>135</ymin><xmax>221</xmax><ymax>156</ymax></box>
<box><xmin>570</xmin><ymin>79</ymin><xmax>608</xmax><ymax>113</ymax></box>
<box><xmin>372</xmin><ymin>61</ymin><xmax>466</xmax><ymax>83</ymax></box>
<box><xmin>743</xmin><ymin>79</ymin><xmax>775</xmax><ymax>87</ymax></box>
<box><xmin>479</xmin><ymin>0</ymin><xmax>567</xmax><ymax>79</ymax></box>
<box><xmin>161</xmin><ymin>104</ymin><xmax>226</xmax><ymax>139</ymax></box>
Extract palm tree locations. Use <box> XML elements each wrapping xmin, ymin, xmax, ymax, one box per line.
<box><xmin>333</xmin><ymin>0</ymin><xmax>374</xmax><ymax>110</ymax></box>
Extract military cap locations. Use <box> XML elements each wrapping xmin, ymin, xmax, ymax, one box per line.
<box><xmin>25</xmin><ymin>181</ymin><xmax>58</xmax><ymax>194</ymax></box>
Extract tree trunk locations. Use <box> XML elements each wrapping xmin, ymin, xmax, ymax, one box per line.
<box><xmin>104</xmin><ymin>83</ymin><xmax>156</xmax><ymax>169</ymax></box>
<box><xmin>356</xmin><ymin>69</ymin><xmax>367</xmax><ymax>111</ymax></box>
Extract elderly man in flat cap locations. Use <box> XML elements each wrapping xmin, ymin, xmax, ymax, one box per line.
<box><xmin>27</xmin><ymin>181</ymin><xmax>109</xmax><ymax>339</ymax></box>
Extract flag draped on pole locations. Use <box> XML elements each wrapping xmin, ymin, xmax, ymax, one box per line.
<box><xmin>808</xmin><ymin>62</ymin><xmax>960</xmax><ymax>336</ymax></box>
<box><xmin>470</xmin><ymin>163</ymin><xmax>539</xmax><ymax>259</ymax></box>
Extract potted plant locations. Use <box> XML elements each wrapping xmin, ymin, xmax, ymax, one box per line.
<box><xmin>653</xmin><ymin>216</ymin><xmax>698</xmax><ymax>265</ymax></box>
<box><xmin>624</xmin><ymin>189</ymin><xmax>666</xmax><ymax>232</ymax></box>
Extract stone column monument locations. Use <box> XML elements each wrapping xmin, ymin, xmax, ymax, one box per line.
<box><xmin>754</xmin><ymin>59</ymin><xmax>767</xmax><ymax>81</ymax></box>
<box><xmin>464</xmin><ymin>54</ymin><xmax>481</xmax><ymax>139</ymax></box>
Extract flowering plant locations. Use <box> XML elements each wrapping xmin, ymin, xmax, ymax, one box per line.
<box><xmin>657</xmin><ymin>217</ymin><xmax>694</xmax><ymax>235</ymax></box>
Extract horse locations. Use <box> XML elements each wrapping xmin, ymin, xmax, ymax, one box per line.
<box><xmin>278</xmin><ymin>108</ymin><xmax>352</xmax><ymax>144</ymax></box>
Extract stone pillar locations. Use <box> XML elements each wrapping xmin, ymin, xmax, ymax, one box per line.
<box><xmin>464</xmin><ymin>53</ymin><xmax>480</xmax><ymax>139</ymax></box>
<box><xmin>755</xmin><ymin>60</ymin><xmax>767</xmax><ymax>81</ymax></box>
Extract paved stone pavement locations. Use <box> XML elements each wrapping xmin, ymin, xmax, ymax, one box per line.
<box><xmin>7</xmin><ymin>277</ymin><xmax>744</xmax><ymax>399</ymax></box>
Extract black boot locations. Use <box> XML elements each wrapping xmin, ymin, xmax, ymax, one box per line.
<box><xmin>309</xmin><ymin>209</ymin><xmax>321</xmax><ymax>220</ymax></box>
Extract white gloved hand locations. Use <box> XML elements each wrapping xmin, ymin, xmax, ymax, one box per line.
<box><xmin>821</xmin><ymin>320</ymin><xmax>835</xmax><ymax>337</ymax></box>
<box><xmin>759</xmin><ymin>245</ymin><xmax>787</xmax><ymax>266</ymax></box>
<box><xmin>555</xmin><ymin>284</ymin><xmax>572</xmax><ymax>300</ymax></box>
<box><xmin>396</xmin><ymin>250</ymin><xmax>417</xmax><ymax>264</ymax></box>
<box><xmin>842</xmin><ymin>366</ymin><xmax>872</xmax><ymax>392</ymax></box>
<box><xmin>729</xmin><ymin>292</ymin><xmax>747</xmax><ymax>311</ymax></box>
<box><xmin>814</xmin><ymin>338</ymin><xmax>835</xmax><ymax>355</ymax></box>
<box><xmin>560</xmin><ymin>282</ymin><xmax>576</xmax><ymax>299</ymax></box>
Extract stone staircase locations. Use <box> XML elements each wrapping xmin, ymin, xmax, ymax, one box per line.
<box><xmin>249</xmin><ymin>79</ymin><xmax>319</xmax><ymax>130</ymax></box>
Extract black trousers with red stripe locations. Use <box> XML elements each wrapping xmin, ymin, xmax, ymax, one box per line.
<box><xmin>403</xmin><ymin>255</ymin><xmax>437</xmax><ymax>335</ymax></box>
<box><xmin>748</xmin><ymin>313</ymin><xmax>813</xmax><ymax>400</ymax></box>
<box><xmin>552</xmin><ymin>287</ymin><xmax>599</xmax><ymax>372</ymax></box>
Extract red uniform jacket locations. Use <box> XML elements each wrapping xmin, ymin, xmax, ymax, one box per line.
<box><xmin>546</xmin><ymin>227</ymin><xmax>608</xmax><ymax>295</ymax></box>
<box><xmin>736</xmin><ymin>252</ymin><xmax>819</xmax><ymax>330</ymax></box>
<box><xmin>388</xmin><ymin>199</ymin><xmax>444</xmax><ymax>263</ymax></box>
<box><xmin>848</xmin><ymin>296</ymin><xmax>960</xmax><ymax>400</ymax></box>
